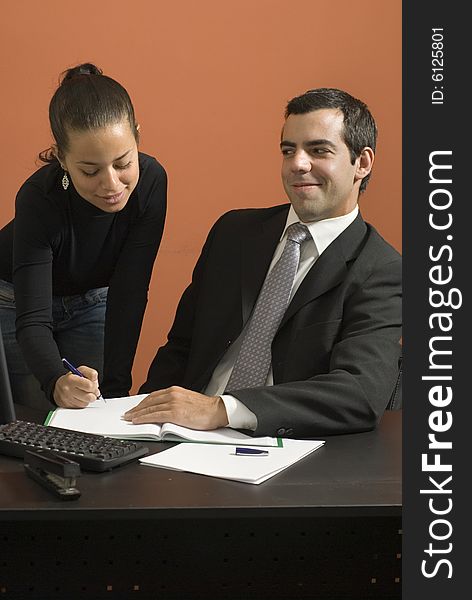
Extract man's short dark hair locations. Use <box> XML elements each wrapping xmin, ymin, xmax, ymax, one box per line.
<box><xmin>285</xmin><ymin>88</ymin><xmax>377</xmax><ymax>193</ymax></box>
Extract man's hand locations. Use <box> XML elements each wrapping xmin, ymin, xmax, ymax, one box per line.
<box><xmin>123</xmin><ymin>386</ymin><xmax>229</xmax><ymax>430</ymax></box>
<box><xmin>53</xmin><ymin>365</ymin><xmax>100</xmax><ymax>408</ymax></box>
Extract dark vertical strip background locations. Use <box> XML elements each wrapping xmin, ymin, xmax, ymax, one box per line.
<box><xmin>403</xmin><ymin>2</ymin><xmax>467</xmax><ymax>597</ymax></box>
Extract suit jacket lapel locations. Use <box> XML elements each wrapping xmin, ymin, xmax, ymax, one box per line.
<box><xmin>280</xmin><ymin>214</ymin><xmax>367</xmax><ymax>327</ymax></box>
<box><xmin>240</xmin><ymin>207</ymin><xmax>289</xmax><ymax>324</ymax></box>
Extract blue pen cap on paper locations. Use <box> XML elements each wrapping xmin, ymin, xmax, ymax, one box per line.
<box><xmin>235</xmin><ymin>447</ymin><xmax>269</xmax><ymax>456</ymax></box>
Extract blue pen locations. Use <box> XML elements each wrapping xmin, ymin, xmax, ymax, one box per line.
<box><xmin>235</xmin><ymin>447</ymin><xmax>269</xmax><ymax>456</ymax></box>
<box><xmin>61</xmin><ymin>358</ymin><xmax>105</xmax><ymax>402</ymax></box>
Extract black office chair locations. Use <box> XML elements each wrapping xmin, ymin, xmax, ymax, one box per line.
<box><xmin>386</xmin><ymin>356</ymin><xmax>402</xmax><ymax>410</ymax></box>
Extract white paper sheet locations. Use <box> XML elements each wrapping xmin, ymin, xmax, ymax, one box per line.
<box><xmin>139</xmin><ymin>438</ymin><xmax>325</xmax><ymax>484</ymax></box>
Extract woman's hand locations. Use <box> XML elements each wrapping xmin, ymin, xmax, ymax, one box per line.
<box><xmin>53</xmin><ymin>365</ymin><xmax>101</xmax><ymax>408</ymax></box>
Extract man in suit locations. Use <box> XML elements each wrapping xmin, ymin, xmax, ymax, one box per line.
<box><xmin>125</xmin><ymin>88</ymin><xmax>402</xmax><ymax>438</ymax></box>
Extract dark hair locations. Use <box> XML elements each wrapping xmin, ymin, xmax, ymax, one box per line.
<box><xmin>285</xmin><ymin>88</ymin><xmax>377</xmax><ymax>193</ymax></box>
<box><xmin>39</xmin><ymin>63</ymin><xmax>139</xmax><ymax>163</ymax></box>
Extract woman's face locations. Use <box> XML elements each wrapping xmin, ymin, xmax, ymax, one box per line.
<box><xmin>61</xmin><ymin>120</ymin><xmax>139</xmax><ymax>213</ymax></box>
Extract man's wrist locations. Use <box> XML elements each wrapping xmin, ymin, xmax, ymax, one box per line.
<box><xmin>214</xmin><ymin>396</ymin><xmax>229</xmax><ymax>427</ymax></box>
<box><xmin>220</xmin><ymin>394</ymin><xmax>257</xmax><ymax>430</ymax></box>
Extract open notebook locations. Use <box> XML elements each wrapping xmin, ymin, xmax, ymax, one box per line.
<box><xmin>46</xmin><ymin>395</ymin><xmax>281</xmax><ymax>447</ymax></box>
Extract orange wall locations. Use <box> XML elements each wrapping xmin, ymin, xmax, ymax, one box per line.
<box><xmin>0</xmin><ymin>0</ymin><xmax>401</xmax><ymax>393</ymax></box>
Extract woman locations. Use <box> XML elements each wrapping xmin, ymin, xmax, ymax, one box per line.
<box><xmin>0</xmin><ymin>63</ymin><xmax>167</xmax><ymax>410</ymax></box>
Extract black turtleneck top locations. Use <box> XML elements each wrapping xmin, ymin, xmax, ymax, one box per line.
<box><xmin>0</xmin><ymin>152</ymin><xmax>167</xmax><ymax>401</ymax></box>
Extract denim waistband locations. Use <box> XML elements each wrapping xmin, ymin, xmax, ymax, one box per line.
<box><xmin>0</xmin><ymin>279</ymin><xmax>14</xmax><ymax>302</ymax></box>
<box><xmin>0</xmin><ymin>279</ymin><xmax>108</xmax><ymax>306</ymax></box>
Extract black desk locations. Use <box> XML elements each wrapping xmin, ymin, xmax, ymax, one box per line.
<box><xmin>0</xmin><ymin>411</ymin><xmax>401</xmax><ymax>600</ymax></box>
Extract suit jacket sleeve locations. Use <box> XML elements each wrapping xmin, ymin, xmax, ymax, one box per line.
<box><xmin>233</xmin><ymin>252</ymin><xmax>402</xmax><ymax>437</ymax></box>
<box><xmin>139</xmin><ymin>216</ymin><xmax>222</xmax><ymax>392</ymax></box>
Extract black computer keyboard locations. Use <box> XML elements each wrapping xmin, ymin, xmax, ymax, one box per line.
<box><xmin>0</xmin><ymin>420</ymin><xmax>149</xmax><ymax>472</ymax></box>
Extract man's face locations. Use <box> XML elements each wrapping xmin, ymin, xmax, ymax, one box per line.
<box><xmin>281</xmin><ymin>109</ymin><xmax>368</xmax><ymax>223</ymax></box>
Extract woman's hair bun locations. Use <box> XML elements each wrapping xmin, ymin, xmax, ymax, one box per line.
<box><xmin>61</xmin><ymin>63</ymin><xmax>103</xmax><ymax>84</ymax></box>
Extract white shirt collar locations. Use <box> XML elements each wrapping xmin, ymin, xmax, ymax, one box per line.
<box><xmin>281</xmin><ymin>205</ymin><xmax>359</xmax><ymax>256</ymax></box>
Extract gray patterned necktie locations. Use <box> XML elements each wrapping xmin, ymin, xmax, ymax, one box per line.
<box><xmin>225</xmin><ymin>222</ymin><xmax>311</xmax><ymax>391</ymax></box>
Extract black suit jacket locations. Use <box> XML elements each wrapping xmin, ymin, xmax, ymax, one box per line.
<box><xmin>140</xmin><ymin>205</ymin><xmax>402</xmax><ymax>438</ymax></box>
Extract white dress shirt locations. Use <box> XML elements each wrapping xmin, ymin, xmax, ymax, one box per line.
<box><xmin>204</xmin><ymin>205</ymin><xmax>359</xmax><ymax>430</ymax></box>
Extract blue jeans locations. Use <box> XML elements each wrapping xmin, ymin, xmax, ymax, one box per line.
<box><xmin>0</xmin><ymin>279</ymin><xmax>107</xmax><ymax>410</ymax></box>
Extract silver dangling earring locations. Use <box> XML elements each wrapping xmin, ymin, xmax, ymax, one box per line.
<box><xmin>62</xmin><ymin>171</ymin><xmax>70</xmax><ymax>191</ymax></box>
